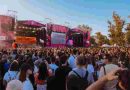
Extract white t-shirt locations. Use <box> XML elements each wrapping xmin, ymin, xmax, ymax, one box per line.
<box><xmin>23</xmin><ymin>78</ymin><xmax>34</xmax><ymax>90</ymax></box>
<box><xmin>99</xmin><ymin>64</ymin><xmax>119</xmax><ymax>90</ymax></box>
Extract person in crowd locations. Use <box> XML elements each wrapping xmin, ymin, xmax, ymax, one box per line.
<box><xmin>12</xmin><ymin>40</ymin><xmax>18</xmax><ymax>49</ymax></box>
<box><xmin>0</xmin><ymin>47</ymin><xmax>129</xmax><ymax>90</ymax></box>
<box><xmin>67</xmin><ymin>55</ymin><xmax>94</xmax><ymax>90</ymax></box>
<box><xmin>0</xmin><ymin>60</ymin><xmax>6</xmax><ymax>89</ymax></box>
<box><xmin>99</xmin><ymin>54</ymin><xmax>119</xmax><ymax>90</ymax></box>
<box><xmin>10</xmin><ymin>49</ymin><xmax>18</xmax><ymax>60</ymax></box>
<box><xmin>32</xmin><ymin>52</ymin><xmax>38</xmax><ymax>62</ymax></box>
<box><xmin>18</xmin><ymin>63</ymin><xmax>34</xmax><ymax>90</ymax></box>
<box><xmin>68</xmin><ymin>49</ymin><xmax>78</xmax><ymax>69</ymax></box>
<box><xmin>35</xmin><ymin>61</ymin><xmax>51</xmax><ymax>90</ymax></box>
<box><xmin>86</xmin><ymin>56</ymin><xmax>95</xmax><ymax>81</ymax></box>
<box><xmin>117</xmin><ymin>61</ymin><xmax>130</xmax><ymax>90</ymax></box>
<box><xmin>3</xmin><ymin>60</ymin><xmax>19</xmax><ymax>87</ymax></box>
<box><xmin>6</xmin><ymin>80</ymin><xmax>23</xmax><ymax>90</ymax></box>
<box><xmin>49</xmin><ymin>56</ymin><xmax>58</xmax><ymax>75</ymax></box>
<box><xmin>47</xmin><ymin>55</ymin><xmax>71</xmax><ymax>90</ymax></box>
<box><xmin>4</xmin><ymin>58</ymin><xmax>10</xmax><ymax>73</ymax></box>
<box><xmin>86</xmin><ymin>68</ymin><xmax>123</xmax><ymax>90</ymax></box>
<box><xmin>26</xmin><ymin>58</ymin><xmax>37</xmax><ymax>90</ymax></box>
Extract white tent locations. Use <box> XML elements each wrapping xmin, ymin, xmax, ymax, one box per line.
<box><xmin>102</xmin><ymin>44</ymin><xmax>111</xmax><ymax>47</ymax></box>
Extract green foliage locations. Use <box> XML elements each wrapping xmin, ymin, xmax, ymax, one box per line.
<box><xmin>108</xmin><ymin>12</ymin><xmax>125</xmax><ymax>46</ymax></box>
<box><xmin>90</xmin><ymin>36</ymin><xmax>97</xmax><ymax>46</ymax></box>
<box><xmin>125</xmin><ymin>24</ymin><xmax>130</xmax><ymax>44</ymax></box>
<box><xmin>78</xmin><ymin>24</ymin><xmax>92</xmax><ymax>32</ymax></box>
<box><xmin>95</xmin><ymin>32</ymin><xmax>109</xmax><ymax>46</ymax></box>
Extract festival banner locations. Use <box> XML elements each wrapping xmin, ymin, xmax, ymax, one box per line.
<box><xmin>16</xmin><ymin>36</ymin><xmax>36</xmax><ymax>44</ymax></box>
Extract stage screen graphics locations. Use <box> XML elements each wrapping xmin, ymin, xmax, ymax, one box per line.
<box><xmin>51</xmin><ymin>32</ymin><xmax>66</xmax><ymax>44</ymax></box>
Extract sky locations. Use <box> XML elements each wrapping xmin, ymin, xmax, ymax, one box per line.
<box><xmin>0</xmin><ymin>0</ymin><xmax>130</xmax><ymax>35</ymax></box>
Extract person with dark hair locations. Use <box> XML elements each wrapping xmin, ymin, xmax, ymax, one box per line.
<box><xmin>49</xmin><ymin>56</ymin><xmax>58</xmax><ymax>75</ymax></box>
<box><xmin>68</xmin><ymin>49</ymin><xmax>78</xmax><ymax>69</ymax></box>
<box><xmin>12</xmin><ymin>40</ymin><xmax>18</xmax><ymax>49</ymax></box>
<box><xmin>11</xmin><ymin>49</ymin><xmax>18</xmax><ymax>60</ymax></box>
<box><xmin>86</xmin><ymin>56</ymin><xmax>94</xmax><ymax>77</ymax></box>
<box><xmin>47</xmin><ymin>55</ymin><xmax>71</xmax><ymax>90</ymax></box>
<box><xmin>99</xmin><ymin>54</ymin><xmax>119</xmax><ymax>90</ymax></box>
<box><xmin>0</xmin><ymin>60</ymin><xmax>6</xmax><ymax>89</ymax></box>
<box><xmin>117</xmin><ymin>61</ymin><xmax>130</xmax><ymax>90</ymax></box>
<box><xmin>32</xmin><ymin>52</ymin><xmax>38</xmax><ymax>62</ymax></box>
<box><xmin>26</xmin><ymin>58</ymin><xmax>37</xmax><ymax>90</ymax></box>
<box><xmin>35</xmin><ymin>62</ymin><xmax>51</xmax><ymax>90</ymax></box>
<box><xmin>3</xmin><ymin>60</ymin><xmax>19</xmax><ymax>87</ymax></box>
<box><xmin>67</xmin><ymin>55</ymin><xmax>94</xmax><ymax>90</ymax></box>
<box><xmin>18</xmin><ymin>63</ymin><xmax>34</xmax><ymax>90</ymax></box>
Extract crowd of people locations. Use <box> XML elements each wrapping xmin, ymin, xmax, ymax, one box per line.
<box><xmin>0</xmin><ymin>47</ymin><xmax>130</xmax><ymax>90</ymax></box>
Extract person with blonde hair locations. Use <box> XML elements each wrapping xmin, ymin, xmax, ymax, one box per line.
<box><xmin>6</xmin><ymin>80</ymin><xmax>23</xmax><ymax>90</ymax></box>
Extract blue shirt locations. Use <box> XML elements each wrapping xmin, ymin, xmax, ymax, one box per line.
<box><xmin>4</xmin><ymin>71</ymin><xmax>18</xmax><ymax>82</ymax></box>
<box><xmin>68</xmin><ymin>55</ymin><xmax>76</xmax><ymax>69</ymax></box>
<box><xmin>49</xmin><ymin>64</ymin><xmax>58</xmax><ymax>73</ymax></box>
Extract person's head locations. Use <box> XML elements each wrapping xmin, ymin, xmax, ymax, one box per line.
<box><xmin>6</xmin><ymin>80</ymin><xmax>23</xmax><ymax>90</ymax></box>
<box><xmin>76</xmin><ymin>55</ymin><xmax>87</xmax><ymax>67</ymax></box>
<box><xmin>103</xmin><ymin>54</ymin><xmax>112</xmax><ymax>64</ymax></box>
<box><xmin>19</xmin><ymin>63</ymin><xmax>32</xmax><ymax>82</ymax></box>
<box><xmin>38</xmin><ymin>53</ymin><xmax>43</xmax><ymax>58</ymax></box>
<box><xmin>2</xmin><ymin>54</ymin><xmax>8</xmax><ymax>62</ymax></box>
<box><xmin>38</xmin><ymin>62</ymin><xmax>49</xmax><ymax>80</ymax></box>
<box><xmin>50</xmin><ymin>56</ymin><xmax>56</xmax><ymax>64</ymax></box>
<box><xmin>55</xmin><ymin>67</ymin><xmax>66</xmax><ymax>79</ymax></box>
<box><xmin>26</xmin><ymin>58</ymin><xmax>34</xmax><ymax>70</ymax></box>
<box><xmin>73</xmin><ymin>49</ymin><xmax>78</xmax><ymax>55</ymax></box>
<box><xmin>60</xmin><ymin>55</ymin><xmax>68</xmax><ymax>66</ymax></box>
<box><xmin>46</xmin><ymin>57</ymin><xmax>51</xmax><ymax>64</ymax></box>
<box><xmin>10</xmin><ymin>60</ymin><xmax>19</xmax><ymax>71</ymax></box>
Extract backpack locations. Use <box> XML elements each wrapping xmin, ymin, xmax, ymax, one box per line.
<box><xmin>67</xmin><ymin>70</ymin><xmax>88</xmax><ymax>90</ymax></box>
<box><xmin>93</xmin><ymin>71</ymin><xmax>98</xmax><ymax>81</ymax></box>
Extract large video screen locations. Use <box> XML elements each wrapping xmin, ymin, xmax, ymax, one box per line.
<box><xmin>51</xmin><ymin>32</ymin><xmax>66</xmax><ymax>44</ymax></box>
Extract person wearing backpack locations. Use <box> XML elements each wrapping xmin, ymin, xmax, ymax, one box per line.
<box><xmin>3</xmin><ymin>60</ymin><xmax>19</xmax><ymax>87</ymax></box>
<box><xmin>67</xmin><ymin>55</ymin><xmax>94</xmax><ymax>90</ymax></box>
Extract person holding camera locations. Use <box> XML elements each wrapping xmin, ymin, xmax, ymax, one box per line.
<box><xmin>99</xmin><ymin>54</ymin><xmax>119</xmax><ymax>90</ymax></box>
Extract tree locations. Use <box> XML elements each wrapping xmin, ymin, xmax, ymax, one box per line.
<box><xmin>95</xmin><ymin>32</ymin><xmax>109</xmax><ymax>46</ymax></box>
<box><xmin>125</xmin><ymin>23</ymin><xmax>130</xmax><ymax>45</ymax></box>
<box><xmin>90</xmin><ymin>36</ymin><xmax>97</xmax><ymax>46</ymax></box>
<box><xmin>78</xmin><ymin>24</ymin><xmax>92</xmax><ymax>32</ymax></box>
<box><xmin>108</xmin><ymin>12</ymin><xmax>125</xmax><ymax>46</ymax></box>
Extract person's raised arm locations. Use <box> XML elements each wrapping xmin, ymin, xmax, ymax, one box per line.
<box><xmin>86</xmin><ymin>68</ymin><xmax>122</xmax><ymax>90</ymax></box>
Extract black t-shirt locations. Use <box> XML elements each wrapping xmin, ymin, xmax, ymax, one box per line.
<box><xmin>47</xmin><ymin>66</ymin><xmax>72</xmax><ymax>90</ymax></box>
